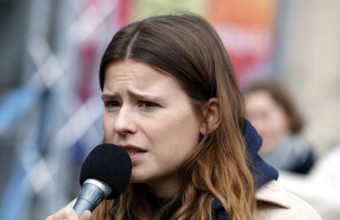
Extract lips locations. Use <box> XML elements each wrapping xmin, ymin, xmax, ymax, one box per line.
<box><xmin>120</xmin><ymin>145</ymin><xmax>147</xmax><ymax>161</ymax></box>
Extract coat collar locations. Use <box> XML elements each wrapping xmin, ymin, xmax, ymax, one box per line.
<box><xmin>256</xmin><ymin>180</ymin><xmax>291</xmax><ymax>208</ymax></box>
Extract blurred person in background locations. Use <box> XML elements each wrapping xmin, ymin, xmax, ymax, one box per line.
<box><xmin>243</xmin><ymin>80</ymin><xmax>316</xmax><ymax>174</ymax></box>
<box><xmin>243</xmin><ymin>80</ymin><xmax>339</xmax><ymax>219</ymax></box>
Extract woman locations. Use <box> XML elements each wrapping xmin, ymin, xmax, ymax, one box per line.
<box><xmin>46</xmin><ymin>13</ymin><xmax>321</xmax><ymax>220</ymax></box>
<box><xmin>244</xmin><ymin>80</ymin><xmax>315</xmax><ymax>174</ymax></box>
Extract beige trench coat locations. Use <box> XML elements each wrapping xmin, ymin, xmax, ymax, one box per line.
<box><xmin>256</xmin><ymin>180</ymin><xmax>322</xmax><ymax>219</ymax></box>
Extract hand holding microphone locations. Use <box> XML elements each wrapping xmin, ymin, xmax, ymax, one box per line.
<box><xmin>46</xmin><ymin>144</ymin><xmax>132</xmax><ymax>219</ymax></box>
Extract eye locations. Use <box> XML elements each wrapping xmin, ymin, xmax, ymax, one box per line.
<box><xmin>103</xmin><ymin>100</ymin><xmax>120</xmax><ymax>109</ymax></box>
<box><xmin>139</xmin><ymin>100</ymin><xmax>159</xmax><ymax>109</ymax></box>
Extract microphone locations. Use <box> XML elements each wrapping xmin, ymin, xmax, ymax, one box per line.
<box><xmin>73</xmin><ymin>144</ymin><xmax>132</xmax><ymax>216</ymax></box>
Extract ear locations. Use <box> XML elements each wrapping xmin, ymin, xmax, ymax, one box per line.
<box><xmin>200</xmin><ymin>98</ymin><xmax>220</xmax><ymax>135</ymax></box>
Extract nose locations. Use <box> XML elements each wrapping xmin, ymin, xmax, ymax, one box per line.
<box><xmin>114</xmin><ymin>105</ymin><xmax>137</xmax><ymax>135</ymax></box>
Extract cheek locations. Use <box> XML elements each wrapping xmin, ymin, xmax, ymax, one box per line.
<box><xmin>160</xmin><ymin>114</ymin><xmax>201</xmax><ymax>155</ymax></box>
<box><xmin>102</xmin><ymin>115</ymin><xmax>108</xmax><ymax>130</ymax></box>
<box><xmin>102</xmin><ymin>114</ymin><xmax>114</xmax><ymax>138</ymax></box>
<box><xmin>270</xmin><ymin>111</ymin><xmax>290</xmax><ymax>133</ymax></box>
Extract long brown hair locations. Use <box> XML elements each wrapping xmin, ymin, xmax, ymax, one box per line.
<box><xmin>94</xmin><ymin>13</ymin><xmax>256</xmax><ymax>220</ymax></box>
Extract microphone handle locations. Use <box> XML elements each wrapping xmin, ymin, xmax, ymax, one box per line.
<box><xmin>73</xmin><ymin>179</ymin><xmax>110</xmax><ymax>216</ymax></box>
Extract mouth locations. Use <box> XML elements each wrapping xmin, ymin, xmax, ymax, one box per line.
<box><xmin>120</xmin><ymin>145</ymin><xmax>147</xmax><ymax>161</ymax></box>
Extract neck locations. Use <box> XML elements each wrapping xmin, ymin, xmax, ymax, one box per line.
<box><xmin>146</xmin><ymin>178</ymin><xmax>180</xmax><ymax>198</ymax></box>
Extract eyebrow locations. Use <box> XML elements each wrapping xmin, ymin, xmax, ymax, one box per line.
<box><xmin>101</xmin><ymin>90</ymin><xmax>164</xmax><ymax>102</ymax></box>
<box><xmin>101</xmin><ymin>94</ymin><xmax>118</xmax><ymax>100</ymax></box>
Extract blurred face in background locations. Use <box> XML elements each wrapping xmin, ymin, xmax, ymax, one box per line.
<box><xmin>244</xmin><ymin>90</ymin><xmax>290</xmax><ymax>153</ymax></box>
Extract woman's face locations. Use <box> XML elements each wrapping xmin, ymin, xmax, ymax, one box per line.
<box><xmin>244</xmin><ymin>90</ymin><xmax>290</xmax><ymax>153</ymax></box>
<box><xmin>102</xmin><ymin>60</ymin><xmax>203</xmax><ymax>197</ymax></box>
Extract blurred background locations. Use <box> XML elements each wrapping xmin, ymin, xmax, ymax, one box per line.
<box><xmin>1</xmin><ymin>0</ymin><xmax>340</xmax><ymax>219</ymax></box>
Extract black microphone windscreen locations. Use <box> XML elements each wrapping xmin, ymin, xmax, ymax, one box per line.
<box><xmin>79</xmin><ymin>144</ymin><xmax>132</xmax><ymax>199</ymax></box>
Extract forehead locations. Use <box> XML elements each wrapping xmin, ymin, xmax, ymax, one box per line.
<box><xmin>103</xmin><ymin>60</ymin><xmax>182</xmax><ymax>93</ymax></box>
<box><xmin>245</xmin><ymin>91</ymin><xmax>279</xmax><ymax>112</ymax></box>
